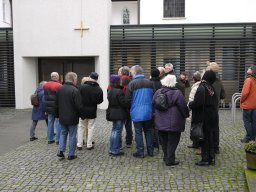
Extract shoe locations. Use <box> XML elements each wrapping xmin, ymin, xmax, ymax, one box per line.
<box><xmin>147</xmin><ymin>151</ymin><xmax>154</xmax><ymax>157</ymax></box>
<box><xmin>83</xmin><ymin>140</ymin><xmax>95</xmax><ymax>145</ymax></box>
<box><xmin>56</xmin><ymin>141</ymin><xmax>59</xmax><ymax>145</ymax></box>
<box><xmin>133</xmin><ymin>152</ymin><xmax>144</xmax><ymax>158</ymax></box>
<box><xmin>109</xmin><ymin>152</ymin><xmax>124</xmax><ymax>156</ymax></box>
<box><xmin>209</xmin><ymin>159</ymin><xmax>216</xmax><ymax>165</ymax></box>
<box><xmin>57</xmin><ymin>151</ymin><xmax>65</xmax><ymax>159</ymax></box>
<box><xmin>214</xmin><ymin>148</ymin><xmax>220</xmax><ymax>154</ymax></box>
<box><xmin>187</xmin><ymin>145</ymin><xmax>199</xmax><ymax>149</ymax></box>
<box><xmin>166</xmin><ymin>161</ymin><xmax>180</xmax><ymax>166</ymax></box>
<box><xmin>77</xmin><ymin>147</ymin><xmax>82</xmax><ymax>150</ymax></box>
<box><xmin>48</xmin><ymin>140</ymin><xmax>55</xmax><ymax>144</ymax></box>
<box><xmin>67</xmin><ymin>155</ymin><xmax>77</xmax><ymax>160</ymax></box>
<box><xmin>195</xmin><ymin>161</ymin><xmax>209</xmax><ymax>166</ymax></box>
<box><xmin>240</xmin><ymin>138</ymin><xmax>250</xmax><ymax>143</ymax></box>
<box><xmin>87</xmin><ymin>146</ymin><xmax>94</xmax><ymax>150</ymax></box>
<box><xmin>30</xmin><ymin>137</ymin><xmax>38</xmax><ymax>141</ymax></box>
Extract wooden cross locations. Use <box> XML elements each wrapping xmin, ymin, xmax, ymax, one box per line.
<box><xmin>74</xmin><ymin>21</ymin><xmax>89</xmax><ymax>38</ymax></box>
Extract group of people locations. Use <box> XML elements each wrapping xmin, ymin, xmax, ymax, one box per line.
<box><xmin>29</xmin><ymin>61</ymin><xmax>256</xmax><ymax>166</ymax></box>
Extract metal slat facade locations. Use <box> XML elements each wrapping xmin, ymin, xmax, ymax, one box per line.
<box><xmin>0</xmin><ymin>28</ymin><xmax>15</xmax><ymax>107</ymax></box>
<box><xmin>110</xmin><ymin>23</ymin><xmax>256</xmax><ymax>106</ymax></box>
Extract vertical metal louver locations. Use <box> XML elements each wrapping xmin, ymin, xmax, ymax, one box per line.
<box><xmin>0</xmin><ymin>28</ymin><xmax>15</xmax><ymax>107</ymax></box>
<box><xmin>110</xmin><ymin>23</ymin><xmax>256</xmax><ymax>106</ymax></box>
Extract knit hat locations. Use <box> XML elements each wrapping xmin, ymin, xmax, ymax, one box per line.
<box><xmin>151</xmin><ymin>68</ymin><xmax>160</xmax><ymax>78</ymax></box>
<box><xmin>110</xmin><ymin>75</ymin><xmax>120</xmax><ymax>84</ymax></box>
<box><xmin>89</xmin><ymin>72</ymin><xmax>98</xmax><ymax>80</ymax></box>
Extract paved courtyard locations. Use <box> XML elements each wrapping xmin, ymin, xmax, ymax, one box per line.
<box><xmin>0</xmin><ymin>108</ymin><xmax>249</xmax><ymax>191</ymax></box>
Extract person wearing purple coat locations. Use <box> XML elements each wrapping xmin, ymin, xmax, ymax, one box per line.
<box><xmin>153</xmin><ymin>75</ymin><xmax>189</xmax><ymax>166</ymax></box>
<box><xmin>30</xmin><ymin>81</ymin><xmax>48</xmax><ymax>141</ymax></box>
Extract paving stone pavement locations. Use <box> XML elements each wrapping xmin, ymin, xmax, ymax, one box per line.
<box><xmin>0</xmin><ymin>109</ymin><xmax>249</xmax><ymax>191</ymax></box>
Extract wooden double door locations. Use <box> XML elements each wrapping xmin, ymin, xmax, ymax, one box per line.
<box><xmin>39</xmin><ymin>57</ymin><xmax>95</xmax><ymax>84</ymax></box>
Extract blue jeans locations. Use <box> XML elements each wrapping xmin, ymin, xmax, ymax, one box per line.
<box><xmin>243</xmin><ymin>109</ymin><xmax>256</xmax><ymax>141</ymax></box>
<box><xmin>133</xmin><ymin>120</ymin><xmax>153</xmax><ymax>156</ymax></box>
<box><xmin>110</xmin><ymin>120</ymin><xmax>124</xmax><ymax>154</ymax></box>
<box><xmin>59</xmin><ymin>124</ymin><xmax>78</xmax><ymax>156</ymax></box>
<box><xmin>47</xmin><ymin>114</ymin><xmax>61</xmax><ymax>142</ymax></box>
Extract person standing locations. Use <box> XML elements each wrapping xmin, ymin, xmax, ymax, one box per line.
<box><xmin>164</xmin><ymin>63</ymin><xmax>175</xmax><ymax>76</ymax></box>
<box><xmin>207</xmin><ymin>62</ymin><xmax>226</xmax><ymax>153</ymax></box>
<box><xmin>118</xmin><ymin>66</ymin><xmax>133</xmax><ymax>148</ymax></box>
<box><xmin>125</xmin><ymin>65</ymin><xmax>154</xmax><ymax>158</ymax></box>
<box><xmin>176</xmin><ymin>72</ymin><xmax>190</xmax><ymax>97</ymax></box>
<box><xmin>187</xmin><ymin>71</ymin><xmax>202</xmax><ymax>149</ymax></box>
<box><xmin>153</xmin><ymin>75</ymin><xmax>189</xmax><ymax>166</ymax></box>
<box><xmin>57</xmin><ymin>72</ymin><xmax>82</xmax><ymax>160</ymax></box>
<box><xmin>77</xmin><ymin>72</ymin><xmax>103</xmax><ymax>150</ymax></box>
<box><xmin>189</xmin><ymin>70</ymin><xmax>218</xmax><ymax>166</ymax></box>
<box><xmin>240</xmin><ymin>65</ymin><xmax>256</xmax><ymax>143</ymax></box>
<box><xmin>30</xmin><ymin>81</ymin><xmax>48</xmax><ymax>141</ymax></box>
<box><xmin>107</xmin><ymin>75</ymin><xmax>128</xmax><ymax>156</ymax></box>
<box><xmin>43</xmin><ymin>72</ymin><xmax>62</xmax><ymax>144</ymax></box>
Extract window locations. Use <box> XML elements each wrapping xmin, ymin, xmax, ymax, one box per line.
<box><xmin>122</xmin><ymin>8</ymin><xmax>130</xmax><ymax>24</ymax></box>
<box><xmin>2</xmin><ymin>0</ymin><xmax>6</xmax><ymax>22</ymax></box>
<box><xmin>164</xmin><ymin>0</ymin><xmax>185</xmax><ymax>18</ymax></box>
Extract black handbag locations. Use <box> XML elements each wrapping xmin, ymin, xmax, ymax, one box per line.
<box><xmin>190</xmin><ymin>122</ymin><xmax>204</xmax><ymax>141</ymax></box>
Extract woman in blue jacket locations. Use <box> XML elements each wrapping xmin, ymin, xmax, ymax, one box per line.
<box><xmin>30</xmin><ymin>81</ymin><xmax>48</xmax><ymax>141</ymax></box>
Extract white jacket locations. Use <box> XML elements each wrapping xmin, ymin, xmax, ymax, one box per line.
<box><xmin>188</xmin><ymin>81</ymin><xmax>201</xmax><ymax>102</ymax></box>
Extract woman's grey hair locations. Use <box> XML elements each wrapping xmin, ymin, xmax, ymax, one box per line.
<box><xmin>161</xmin><ymin>74</ymin><xmax>177</xmax><ymax>88</ymax></box>
<box><xmin>65</xmin><ymin>72</ymin><xmax>77</xmax><ymax>83</ymax></box>
<box><xmin>121</xmin><ymin>66</ymin><xmax>130</xmax><ymax>76</ymax></box>
<box><xmin>130</xmin><ymin>65</ymin><xmax>143</xmax><ymax>76</ymax></box>
<box><xmin>39</xmin><ymin>81</ymin><xmax>47</xmax><ymax>86</ymax></box>
<box><xmin>165</xmin><ymin>63</ymin><xmax>173</xmax><ymax>71</ymax></box>
<box><xmin>51</xmin><ymin>72</ymin><xmax>59</xmax><ymax>81</ymax></box>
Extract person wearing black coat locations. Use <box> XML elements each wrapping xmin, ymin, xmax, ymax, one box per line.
<box><xmin>107</xmin><ymin>75</ymin><xmax>128</xmax><ymax>156</ymax></box>
<box><xmin>77</xmin><ymin>72</ymin><xmax>103</xmax><ymax>150</ymax></box>
<box><xmin>56</xmin><ymin>72</ymin><xmax>82</xmax><ymax>160</ymax></box>
<box><xmin>189</xmin><ymin>70</ymin><xmax>218</xmax><ymax>166</ymax></box>
<box><xmin>150</xmin><ymin>68</ymin><xmax>162</xmax><ymax>150</ymax></box>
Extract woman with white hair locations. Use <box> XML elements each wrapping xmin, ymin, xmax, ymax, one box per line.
<box><xmin>153</xmin><ymin>75</ymin><xmax>189</xmax><ymax>166</ymax></box>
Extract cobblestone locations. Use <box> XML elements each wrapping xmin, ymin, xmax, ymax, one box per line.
<box><xmin>0</xmin><ymin>109</ymin><xmax>249</xmax><ymax>191</ymax></box>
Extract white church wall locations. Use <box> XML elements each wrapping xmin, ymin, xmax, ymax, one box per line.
<box><xmin>13</xmin><ymin>0</ymin><xmax>111</xmax><ymax>109</ymax></box>
<box><xmin>140</xmin><ymin>0</ymin><xmax>256</xmax><ymax>24</ymax></box>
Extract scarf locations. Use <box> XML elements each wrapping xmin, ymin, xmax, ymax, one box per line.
<box><xmin>201</xmin><ymin>80</ymin><xmax>214</xmax><ymax>96</ymax></box>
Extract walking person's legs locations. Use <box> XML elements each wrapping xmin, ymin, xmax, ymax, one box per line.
<box><xmin>143</xmin><ymin>120</ymin><xmax>154</xmax><ymax>156</ymax></box>
<box><xmin>30</xmin><ymin>120</ymin><xmax>38</xmax><ymax>141</ymax></box>
<box><xmin>47</xmin><ymin>114</ymin><xmax>55</xmax><ymax>143</ymax></box>
<box><xmin>77</xmin><ymin>118</ymin><xmax>86</xmax><ymax>149</ymax></box>
<box><xmin>133</xmin><ymin>122</ymin><xmax>144</xmax><ymax>157</ymax></box>
<box><xmin>109</xmin><ymin>120</ymin><xmax>124</xmax><ymax>155</ymax></box>
<box><xmin>87</xmin><ymin>118</ymin><xmax>95</xmax><ymax>149</ymax></box>
<box><xmin>165</xmin><ymin>132</ymin><xmax>181</xmax><ymax>166</ymax></box>
<box><xmin>68</xmin><ymin>125</ymin><xmax>78</xmax><ymax>159</ymax></box>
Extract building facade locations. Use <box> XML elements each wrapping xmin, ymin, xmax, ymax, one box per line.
<box><xmin>1</xmin><ymin>0</ymin><xmax>256</xmax><ymax>108</ymax></box>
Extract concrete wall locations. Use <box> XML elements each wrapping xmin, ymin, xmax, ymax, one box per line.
<box><xmin>0</xmin><ymin>0</ymin><xmax>12</xmax><ymax>27</ymax></box>
<box><xmin>13</xmin><ymin>0</ymin><xmax>111</xmax><ymax>109</ymax></box>
<box><xmin>140</xmin><ymin>0</ymin><xmax>256</xmax><ymax>24</ymax></box>
<box><xmin>112</xmin><ymin>1</ymin><xmax>138</xmax><ymax>25</ymax></box>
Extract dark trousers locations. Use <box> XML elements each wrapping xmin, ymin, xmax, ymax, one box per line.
<box><xmin>213</xmin><ymin>113</ymin><xmax>220</xmax><ymax>150</ymax></box>
<box><xmin>124</xmin><ymin>118</ymin><xmax>133</xmax><ymax>145</ymax></box>
<box><xmin>159</xmin><ymin>131</ymin><xmax>181</xmax><ymax>164</ymax></box>
<box><xmin>201</xmin><ymin>128</ymin><xmax>215</xmax><ymax>162</ymax></box>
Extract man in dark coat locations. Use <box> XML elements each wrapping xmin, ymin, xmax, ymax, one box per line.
<box><xmin>57</xmin><ymin>72</ymin><xmax>82</xmax><ymax>160</ymax></box>
<box><xmin>207</xmin><ymin>62</ymin><xmax>226</xmax><ymax>154</ymax></box>
<box><xmin>176</xmin><ymin>72</ymin><xmax>190</xmax><ymax>97</ymax></box>
<box><xmin>77</xmin><ymin>72</ymin><xmax>103</xmax><ymax>150</ymax></box>
<box><xmin>43</xmin><ymin>72</ymin><xmax>62</xmax><ymax>144</ymax></box>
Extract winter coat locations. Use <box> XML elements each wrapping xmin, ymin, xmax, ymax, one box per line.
<box><xmin>212</xmin><ymin>74</ymin><xmax>226</xmax><ymax>109</ymax></box>
<box><xmin>107</xmin><ymin>87</ymin><xmax>128</xmax><ymax>121</ymax></box>
<box><xmin>32</xmin><ymin>86</ymin><xmax>47</xmax><ymax>121</ymax></box>
<box><xmin>188</xmin><ymin>81</ymin><xmax>201</xmax><ymax>102</ymax></box>
<box><xmin>125</xmin><ymin>74</ymin><xmax>154</xmax><ymax>122</ymax></box>
<box><xmin>188</xmin><ymin>82</ymin><xmax>218</xmax><ymax>131</ymax></box>
<box><xmin>56</xmin><ymin>82</ymin><xmax>82</xmax><ymax>126</ymax></box>
<box><xmin>153</xmin><ymin>87</ymin><xmax>189</xmax><ymax>132</ymax></box>
<box><xmin>150</xmin><ymin>77</ymin><xmax>162</xmax><ymax>93</ymax></box>
<box><xmin>240</xmin><ymin>76</ymin><xmax>256</xmax><ymax>109</ymax></box>
<box><xmin>176</xmin><ymin>78</ymin><xmax>190</xmax><ymax>96</ymax></box>
<box><xmin>43</xmin><ymin>80</ymin><xmax>62</xmax><ymax>116</ymax></box>
<box><xmin>79</xmin><ymin>81</ymin><xmax>103</xmax><ymax>119</ymax></box>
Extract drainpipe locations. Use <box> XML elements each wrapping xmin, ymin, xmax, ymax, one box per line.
<box><xmin>137</xmin><ymin>0</ymin><xmax>140</xmax><ymax>24</ymax></box>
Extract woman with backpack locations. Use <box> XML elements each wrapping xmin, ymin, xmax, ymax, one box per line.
<box><xmin>153</xmin><ymin>75</ymin><xmax>189</xmax><ymax>166</ymax></box>
<box><xmin>30</xmin><ymin>81</ymin><xmax>48</xmax><ymax>141</ymax></box>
